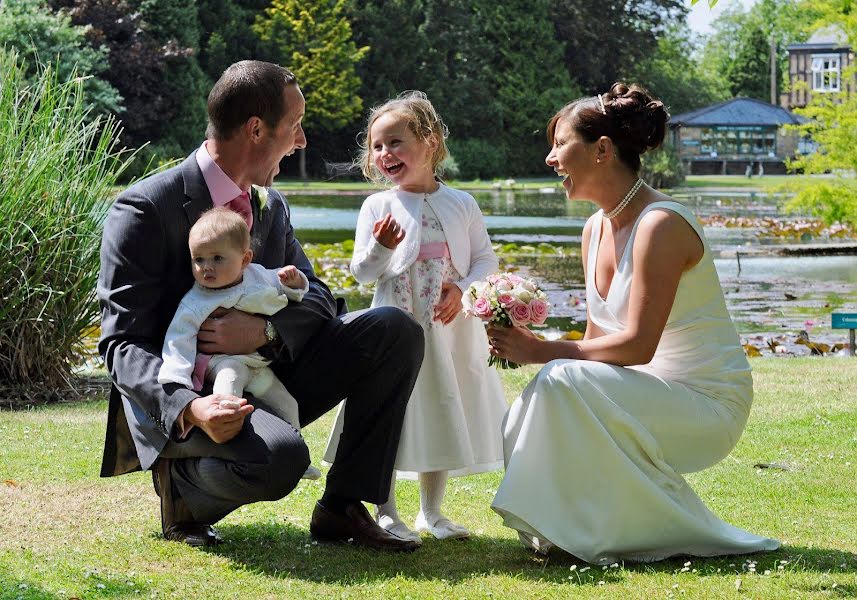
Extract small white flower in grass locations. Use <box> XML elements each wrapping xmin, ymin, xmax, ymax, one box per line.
<box><xmin>610</xmin><ymin>562</ymin><xmax>619</xmax><ymax>569</ymax></box>
<box><xmin>580</xmin><ymin>566</ymin><xmax>590</xmax><ymax>572</ymax></box>
<box><xmin>735</xmin><ymin>578</ymin><xmax>742</xmax><ymax>591</ymax></box>
<box><xmin>597</xmin><ymin>581</ymin><xmax>605</xmax><ymax>586</ymax></box>
<box><xmin>684</xmin><ymin>561</ymin><xmax>691</xmax><ymax>567</ymax></box>
<box><xmin>97</xmin><ymin>584</ymin><xmax>106</xmax><ymax>590</ymax></box>
<box><xmin>569</xmin><ymin>565</ymin><xmax>577</xmax><ymax>571</ymax></box>
<box><xmin>672</xmin><ymin>583</ymin><xmax>679</xmax><ymax>589</ymax></box>
<box><xmin>602</xmin><ymin>565</ymin><xmax>608</xmax><ymax>570</ymax></box>
<box><xmin>680</xmin><ymin>566</ymin><xmax>690</xmax><ymax>573</ymax></box>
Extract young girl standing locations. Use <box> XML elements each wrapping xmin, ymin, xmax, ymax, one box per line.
<box><xmin>323</xmin><ymin>91</ymin><xmax>506</xmax><ymax>542</ymax></box>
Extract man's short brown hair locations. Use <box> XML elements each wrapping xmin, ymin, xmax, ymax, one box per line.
<box><xmin>206</xmin><ymin>60</ymin><xmax>298</xmax><ymax>141</ymax></box>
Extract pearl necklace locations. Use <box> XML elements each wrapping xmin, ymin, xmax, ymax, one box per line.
<box><xmin>603</xmin><ymin>178</ymin><xmax>643</xmax><ymax>220</ymax></box>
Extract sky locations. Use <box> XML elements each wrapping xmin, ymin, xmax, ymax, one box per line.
<box><xmin>687</xmin><ymin>0</ymin><xmax>755</xmax><ymax>36</ymax></box>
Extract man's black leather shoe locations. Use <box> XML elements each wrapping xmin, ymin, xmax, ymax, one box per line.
<box><xmin>310</xmin><ymin>500</ymin><xmax>420</xmax><ymax>552</ymax></box>
<box><xmin>153</xmin><ymin>457</ymin><xmax>222</xmax><ymax>547</ymax></box>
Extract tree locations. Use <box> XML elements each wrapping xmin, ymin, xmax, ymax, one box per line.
<box><xmin>726</xmin><ymin>25</ymin><xmax>773</xmax><ymax>100</ymax></box>
<box><xmin>348</xmin><ymin>0</ymin><xmax>577</xmax><ymax>179</ymax></box>
<box><xmin>549</xmin><ymin>0</ymin><xmax>686</xmax><ymax>94</ymax></box>
<box><xmin>631</xmin><ymin>25</ymin><xmax>727</xmax><ymax>116</ymax></box>
<box><xmin>784</xmin><ymin>1</ymin><xmax>857</xmax><ymax>226</ymax></box>
<box><xmin>132</xmin><ymin>0</ymin><xmax>210</xmax><ymax>158</ymax></box>
<box><xmin>197</xmin><ymin>0</ymin><xmax>270</xmax><ymax>82</ymax></box>
<box><xmin>701</xmin><ymin>0</ymin><xmax>818</xmax><ymax>103</ymax></box>
<box><xmin>255</xmin><ymin>0</ymin><xmax>368</xmax><ymax>178</ymax></box>
<box><xmin>0</xmin><ymin>0</ymin><xmax>121</xmax><ymax>115</ymax></box>
<box><xmin>482</xmin><ymin>0</ymin><xmax>579</xmax><ymax>176</ymax></box>
<box><xmin>48</xmin><ymin>0</ymin><xmax>173</xmax><ymax>173</ymax></box>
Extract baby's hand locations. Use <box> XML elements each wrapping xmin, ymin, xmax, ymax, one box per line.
<box><xmin>373</xmin><ymin>214</ymin><xmax>405</xmax><ymax>249</ymax></box>
<box><xmin>278</xmin><ymin>265</ymin><xmax>303</xmax><ymax>289</ymax></box>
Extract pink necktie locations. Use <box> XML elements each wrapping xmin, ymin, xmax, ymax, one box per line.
<box><xmin>226</xmin><ymin>191</ymin><xmax>253</xmax><ymax>230</ymax></box>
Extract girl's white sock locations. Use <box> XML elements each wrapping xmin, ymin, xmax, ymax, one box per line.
<box><xmin>376</xmin><ymin>478</ymin><xmax>420</xmax><ymax>542</ymax></box>
<box><xmin>416</xmin><ymin>470</ymin><xmax>470</xmax><ymax>540</ymax></box>
<box><xmin>417</xmin><ymin>470</ymin><xmax>448</xmax><ymax>526</ymax></box>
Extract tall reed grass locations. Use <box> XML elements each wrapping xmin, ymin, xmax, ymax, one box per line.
<box><xmin>0</xmin><ymin>48</ymin><xmax>135</xmax><ymax>399</ymax></box>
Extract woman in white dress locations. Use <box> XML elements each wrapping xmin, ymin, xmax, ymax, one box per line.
<box><xmin>487</xmin><ymin>83</ymin><xmax>780</xmax><ymax>564</ymax></box>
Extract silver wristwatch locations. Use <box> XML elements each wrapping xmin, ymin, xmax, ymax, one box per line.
<box><xmin>264</xmin><ymin>318</ymin><xmax>279</xmax><ymax>344</ymax></box>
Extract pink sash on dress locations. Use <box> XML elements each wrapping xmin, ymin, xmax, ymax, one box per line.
<box><xmin>416</xmin><ymin>242</ymin><xmax>450</xmax><ymax>261</ymax></box>
<box><xmin>191</xmin><ymin>354</ymin><xmax>211</xmax><ymax>391</ymax></box>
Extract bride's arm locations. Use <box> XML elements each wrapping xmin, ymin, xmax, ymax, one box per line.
<box><xmin>579</xmin><ymin>217</ymin><xmax>604</xmax><ymax>342</ymax></box>
<box><xmin>490</xmin><ymin>210</ymin><xmax>702</xmax><ymax>366</ymax></box>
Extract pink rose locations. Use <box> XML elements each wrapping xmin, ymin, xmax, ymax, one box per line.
<box><xmin>508</xmin><ymin>301</ymin><xmax>531</xmax><ymax>326</ymax></box>
<box><xmin>473</xmin><ymin>297</ymin><xmax>493</xmax><ymax>320</ymax></box>
<box><xmin>497</xmin><ymin>293</ymin><xmax>515</xmax><ymax>307</ymax></box>
<box><xmin>528</xmin><ymin>298</ymin><xmax>550</xmax><ymax>325</ymax></box>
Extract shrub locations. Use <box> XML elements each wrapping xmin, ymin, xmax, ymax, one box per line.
<box><xmin>0</xmin><ymin>49</ymin><xmax>135</xmax><ymax>399</ymax></box>
<box><xmin>447</xmin><ymin>138</ymin><xmax>507</xmax><ymax>180</ymax></box>
<box><xmin>641</xmin><ymin>143</ymin><xmax>685</xmax><ymax>189</ymax></box>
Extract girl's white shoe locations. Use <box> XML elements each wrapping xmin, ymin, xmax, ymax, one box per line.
<box><xmin>415</xmin><ymin>512</ymin><xmax>470</xmax><ymax>540</ymax></box>
<box><xmin>377</xmin><ymin>513</ymin><xmax>422</xmax><ymax>544</ymax></box>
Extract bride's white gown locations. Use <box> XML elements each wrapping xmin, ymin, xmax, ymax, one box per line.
<box><xmin>491</xmin><ymin>201</ymin><xmax>780</xmax><ymax>564</ymax></box>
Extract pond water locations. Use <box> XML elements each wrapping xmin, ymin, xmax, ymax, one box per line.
<box><xmin>287</xmin><ymin>187</ymin><xmax>857</xmax><ymax>357</ymax></box>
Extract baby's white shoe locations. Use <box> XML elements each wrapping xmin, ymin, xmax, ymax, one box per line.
<box><xmin>301</xmin><ymin>464</ymin><xmax>322</xmax><ymax>480</ymax></box>
<box><xmin>415</xmin><ymin>511</ymin><xmax>470</xmax><ymax>540</ymax></box>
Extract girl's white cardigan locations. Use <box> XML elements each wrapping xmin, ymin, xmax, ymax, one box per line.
<box><xmin>350</xmin><ymin>183</ymin><xmax>498</xmax><ymax>296</ymax></box>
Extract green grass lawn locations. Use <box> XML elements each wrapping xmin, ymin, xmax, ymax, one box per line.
<box><xmin>2</xmin><ymin>358</ymin><xmax>855</xmax><ymax>599</ymax></box>
<box><xmin>677</xmin><ymin>175</ymin><xmax>812</xmax><ymax>191</ymax></box>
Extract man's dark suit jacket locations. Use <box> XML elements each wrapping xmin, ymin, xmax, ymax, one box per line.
<box><xmin>97</xmin><ymin>153</ymin><xmax>338</xmax><ymax>477</ymax></box>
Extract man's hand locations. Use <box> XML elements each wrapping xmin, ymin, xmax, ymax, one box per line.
<box><xmin>434</xmin><ymin>282</ymin><xmax>463</xmax><ymax>325</ymax></box>
<box><xmin>183</xmin><ymin>395</ymin><xmax>254</xmax><ymax>444</ymax></box>
<box><xmin>373</xmin><ymin>214</ymin><xmax>405</xmax><ymax>249</ymax></box>
<box><xmin>278</xmin><ymin>265</ymin><xmax>303</xmax><ymax>289</ymax></box>
<box><xmin>198</xmin><ymin>307</ymin><xmax>267</xmax><ymax>354</ymax></box>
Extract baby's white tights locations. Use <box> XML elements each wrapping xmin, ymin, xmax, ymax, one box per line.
<box><xmin>208</xmin><ymin>358</ymin><xmax>320</xmax><ymax>480</ymax></box>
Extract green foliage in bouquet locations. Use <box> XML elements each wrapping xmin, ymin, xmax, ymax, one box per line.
<box><xmin>0</xmin><ymin>49</ymin><xmax>136</xmax><ymax>399</ymax></box>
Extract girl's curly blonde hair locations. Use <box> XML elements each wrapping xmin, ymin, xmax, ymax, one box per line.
<box><xmin>356</xmin><ymin>90</ymin><xmax>450</xmax><ymax>184</ymax></box>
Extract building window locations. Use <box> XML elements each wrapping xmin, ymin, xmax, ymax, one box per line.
<box><xmin>811</xmin><ymin>54</ymin><xmax>840</xmax><ymax>92</ymax></box>
<box><xmin>699</xmin><ymin>127</ymin><xmax>776</xmax><ymax>157</ymax></box>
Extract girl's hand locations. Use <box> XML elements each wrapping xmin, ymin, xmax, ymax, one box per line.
<box><xmin>278</xmin><ymin>265</ymin><xmax>303</xmax><ymax>289</ymax></box>
<box><xmin>373</xmin><ymin>214</ymin><xmax>405</xmax><ymax>249</ymax></box>
<box><xmin>434</xmin><ymin>282</ymin><xmax>463</xmax><ymax>325</ymax></box>
<box><xmin>487</xmin><ymin>324</ymin><xmax>544</xmax><ymax>365</ymax></box>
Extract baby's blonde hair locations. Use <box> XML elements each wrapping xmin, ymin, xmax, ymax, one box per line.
<box><xmin>188</xmin><ymin>207</ymin><xmax>250</xmax><ymax>253</ymax></box>
<box><xmin>357</xmin><ymin>90</ymin><xmax>450</xmax><ymax>184</ymax></box>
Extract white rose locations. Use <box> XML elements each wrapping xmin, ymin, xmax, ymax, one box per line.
<box><xmin>511</xmin><ymin>287</ymin><xmax>533</xmax><ymax>303</ymax></box>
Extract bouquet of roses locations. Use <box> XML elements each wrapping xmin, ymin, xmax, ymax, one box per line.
<box><xmin>462</xmin><ymin>273</ymin><xmax>550</xmax><ymax>369</ymax></box>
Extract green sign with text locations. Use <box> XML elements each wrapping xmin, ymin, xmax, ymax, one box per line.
<box><xmin>832</xmin><ymin>313</ymin><xmax>857</xmax><ymax>329</ymax></box>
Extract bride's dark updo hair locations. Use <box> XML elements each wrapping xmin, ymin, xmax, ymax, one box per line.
<box><xmin>547</xmin><ymin>82</ymin><xmax>669</xmax><ymax>172</ymax></box>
